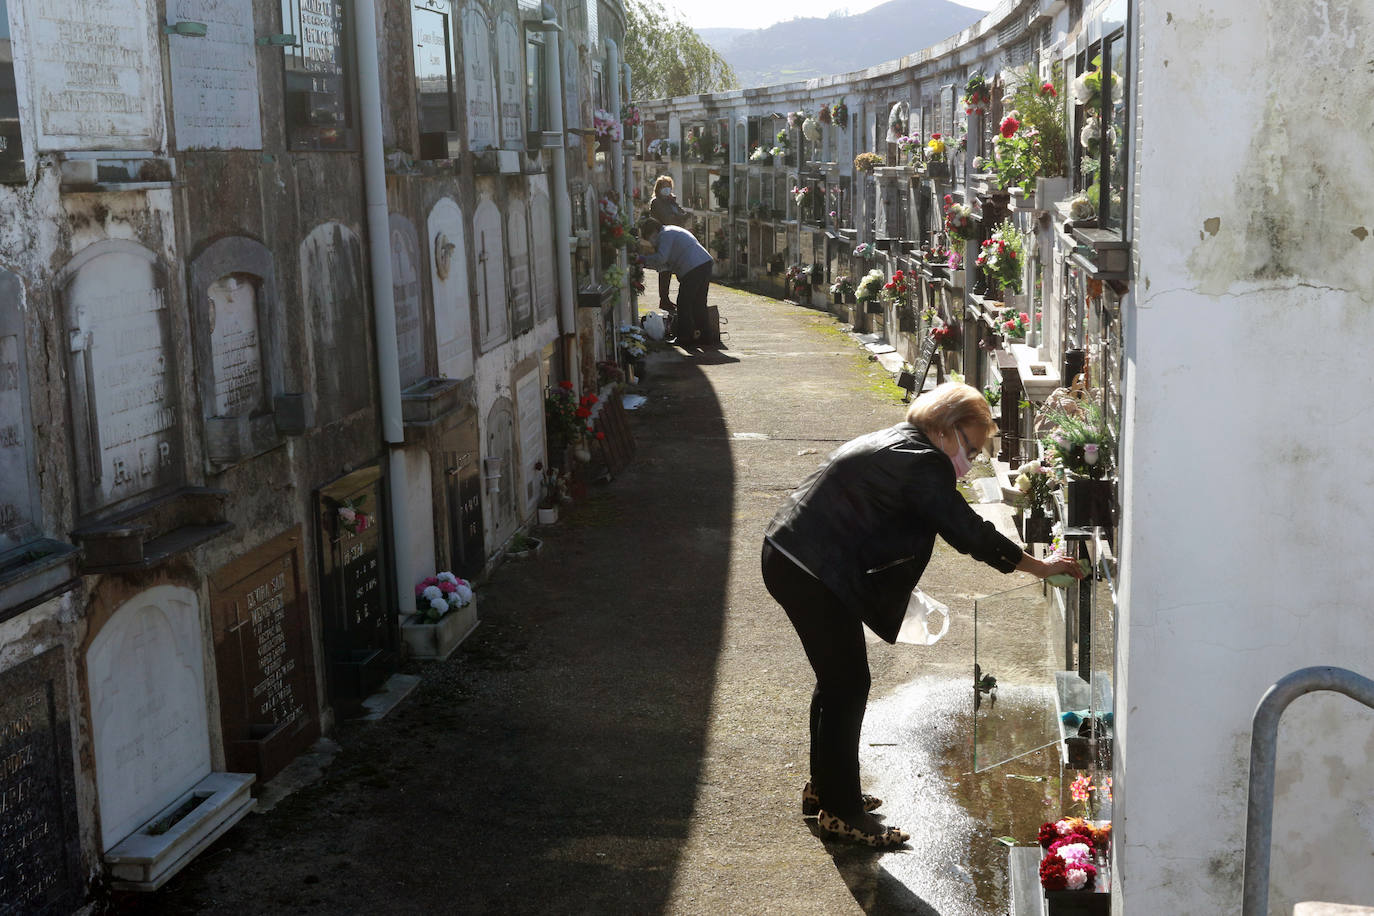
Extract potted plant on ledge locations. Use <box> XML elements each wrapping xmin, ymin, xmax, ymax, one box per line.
<box><xmin>855</xmin><ymin>269</ymin><xmax>886</xmax><ymax>315</ymax></box>
<box><xmin>402</xmin><ymin>572</ymin><xmax>478</xmax><ymax>660</ymax></box>
<box><xmin>829</xmin><ymin>275</ymin><xmax>854</xmax><ymax>305</ymax></box>
<box><xmin>1041</xmin><ymin>399</ymin><xmax>1115</xmax><ymax>530</ymax></box>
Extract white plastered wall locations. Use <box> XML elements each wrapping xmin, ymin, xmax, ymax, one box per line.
<box><xmin>1117</xmin><ymin>2</ymin><xmax>1374</xmax><ymax>913</ymax></box>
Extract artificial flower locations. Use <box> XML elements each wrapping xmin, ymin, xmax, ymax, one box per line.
<box><xmin>1000</xmin><ymin>115</ymin><xmax>1021</xmax><ymax>138</ymax></box>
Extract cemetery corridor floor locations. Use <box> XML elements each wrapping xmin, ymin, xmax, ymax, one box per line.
<box><xmin>115</xmin><ymin>283</ymin><xmax>1063</xmax><ymax>916</ymax></box>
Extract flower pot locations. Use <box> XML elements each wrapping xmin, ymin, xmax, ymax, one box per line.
<box><xmin>505</xmin><ymin>536</ymin><xmax>543</xmax><ymax>560</ymax></box>
<box><xmin>1045</xmin><ymin>885</ymin><xmax>1110</xmax><ymax>916</ymax></box>
<box><xmin>1066</xmin><ymin>476</ymin><xmax>1114</xmax><ymax>529</ymax></box>
<box><xmin>927</xmin><ymin>161</ymin><xmax>950</xmax><ymax>179</ymax></box>
<box><xmin>572</xmin><ymin>444</ymin><xmax>592</xmax><ymax>463</ymax></box>
<box><xmin>401</xmin><ymin>599</ymin><xmax>479</xmax><ymax>661</ymax></box>
<box><xmin>537</xmin><ymin>506</ymin><xmax>558</xmax><ymax>525</ymax></box>
<box><xmin>865</xmin><ymin>300</ymin><xmax>884</xmax><ymax>315</ymax></box>
<box><xmin>833</xmin><ymin>292</ymin><xmax>843</xmax><ymax>305</ymax></box>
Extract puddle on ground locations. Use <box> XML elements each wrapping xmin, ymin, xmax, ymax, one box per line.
<box><xmin>849</xmin><ymin>679</ymin><xmax>1065</xmax><ymax>915</ymax></box>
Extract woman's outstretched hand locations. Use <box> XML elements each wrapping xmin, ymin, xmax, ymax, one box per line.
<box><xmin>1017</xmin><ymin>553</ymin><xmax>1086</xmax><ymax>580</ymax></box>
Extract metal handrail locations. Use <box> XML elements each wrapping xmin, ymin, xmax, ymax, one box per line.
<box><xmin>1243</xmin><ymin>666</ymin><xmax>1374</xmax><ymax>916</ymax></box>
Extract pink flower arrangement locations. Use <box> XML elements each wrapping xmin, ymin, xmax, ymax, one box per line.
<box><xmin>414</xmin><ymin>572</ymin><xmax>475</xmax><ymax>624</ymax></box>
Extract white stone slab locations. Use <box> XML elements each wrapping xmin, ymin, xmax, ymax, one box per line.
<box><xmin>20</xmin><ymin>0</ymin><xmax>165</xmax><ymax>150</ymax></box>
<box><xmin>426</xmin><ymin>197</ymin><xmax>473</xmax><ymax>381</ymax></box>
<box><xmin>496</xmin><ymin>11</ymin><xmax>523</xmax><ymax>148</ymax></box>
<box><xmin>87</xmin><ymin>585</ymin><xmax>212</xmax><ymax>851</ymax></box>
<box><xmin>515</xmin><ymin>368</ymin><xmax>542</xmax><ymax>515</ymax></box>
<box><xmin>461</xmin><ymin>5</ymin><xmax>496</xmax><ymax>151</ymax></box>
<box><xmin>389</xmin><ymin>214</ymin><xmax>425</xmax><ymax>388</ymax></box>
<box><xmin>507</xmin><ymin>201</ymin><xmax>532</xmax><ymax>327</ymax></box>
<box><xmin>473</xmin><ymin>194</ymin><xmax>508</xmax><ymax>347</ymax></box>
<box><xmin>167</xmin><ymin>0</ymin><xmax>262</xmax><ymax>150</ymax></box>
<box><xmin>529</xmin><ymin>176</ymin><xmax>557</xmax><ymax>323</ymax></box>
<box><xmin>105</xmin><ymin>771</ymin><xmax>254</xmax><ymax>891</ymax></box>
<box><xmin>207</xmin><ymin>275</ymin><xmax>264</xmax><ymax>416</ymax></box>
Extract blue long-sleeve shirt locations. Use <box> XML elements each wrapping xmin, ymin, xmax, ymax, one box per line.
<box><xmin>642</xmin><ymin>225</ymin><xmax>712</xmax><ymax>278</ymax></box>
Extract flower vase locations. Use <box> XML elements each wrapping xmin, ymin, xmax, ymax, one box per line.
<box><xmin>927</xmin><ymin>161</ymin><xmax>950</xmax><ymax>180</ymax></box>
<box><xmin>833</xmin><ymin>292</ymin><xmax>843</xmax><ymax>305</ymax></box>
<box><xmin>1045</xmin><ymin>882</ymin><xmax>1110</xmax><ymax>915</ymax></box>
<box><xmin>864</xmin><ymin>299</ymin><xmax>883</xmax><ymax>315</ymax></box>
<box><xmin>1023</xmin><ymin>509</ymin><xmax>1052</xmax><ymax>544</ymax></box>
<box><xmin>401</xmin><ymin>599</ymin><xmax>479</xmax><ymax>661</ymax></box>
<box><xmin>537</xmin><ymin>506</ymin><xmax>558</xmax><ymax>525</ymax></box>
<box><xmin>572</xmin><ymin>443</ymin><xmax>592</xmax><ymax>463</ymax></box>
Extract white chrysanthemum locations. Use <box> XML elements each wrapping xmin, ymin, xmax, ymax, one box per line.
<box><xmin>422</xmin><ymin>585</ymin><xmax>443</xmax><ymax>601</ymax></box>
<box><xmin>454</xmin><ymin>584</ymin><xmax>473</xmax><ymax>605</ymax></box>
<box><xmin>436</xmin><ymin>572</ymin><xmax>458</xmax><ymax>584</ymax></box>
<box><xmin>1065</xmin><ymin>868</ymin><xmax>1089</xmax><ymax>891</ymax></box>
<box><xmin>429</xmin><ymin>598</ymin><xmax>449</xmax><ymax>613</ymax></box>
<box><xmin>1015</xmin><ymin>473</ymin><xmax>1033</xmax><ymax>493</ymax></box>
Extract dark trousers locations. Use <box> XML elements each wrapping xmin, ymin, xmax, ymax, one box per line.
<box><xmin>673</xmin><ymin>262</ymin><xmax>712</xmax><ymax>345</ymax></box>
<box><xmin>658</xmin><ymin>268</ymin><xmax>673</xmax><ymax>307</ymax></box>
<box><xmin>760</xmin><ymin>540</ymin><xmax>870</xmax><ymax>819</ymax></box>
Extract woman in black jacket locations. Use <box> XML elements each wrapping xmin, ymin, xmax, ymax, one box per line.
<box><xmin>647</xmin><ymin>176</ymin><xmax>690</xmax><ymax>309</ymax></box>
<box><xmin>762</xmin><ymin>382</ymin><xmax>1082</xmax><ymax>847</ymax></box>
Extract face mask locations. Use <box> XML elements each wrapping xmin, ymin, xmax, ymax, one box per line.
<box><xmin>949</xmin><ymin>429</ymin><xmax>974</xmax><ymax>478</ymax></box>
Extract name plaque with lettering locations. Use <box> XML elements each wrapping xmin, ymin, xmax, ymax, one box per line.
<box><xmin>168</xmin><ymin>0</ymin><xmax>263</xmax><ymax>150</ymax></box>
<box><xmin>461</xmin><ymin>5</ymin><xmax>496</xmax><ymax>151</ymax></box>
<box><xmin>61</xmin><ymin>241</ymin><xmax>182</xmax><ymax>514</ymax></box>
<box><xmin>316</xmin><ymin>466</ymin><xmax>394</xmax><ymax>708</ymax></box>
<box><xmin>281</xmin><ymin>0</ymin><xmax>355</xmax><ymax>150</ymax></box>
<box><xmin>0</xmin><ymin>270</ymin><xmax>37</xmax><ymax>549</ymax></box>
<box><xmin>210</xmin><ymin>527</ymin><xmax>319</xmax><ymax>780</ymax></box>
<box><xmin>22</xmin><ymin>0</ymin><xmax>164</xmax><ymax>150</ymax></box>
<box><xmin>0</xmin><ymin>649</ymin><xmax>83</xmax><ymax>914</ymax></box>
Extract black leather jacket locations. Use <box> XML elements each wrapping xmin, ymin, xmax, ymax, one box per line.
<box><xmin>765</xmin><ymin>422</ymin><xmax>1023</xmax><ymax>643</ymax></box>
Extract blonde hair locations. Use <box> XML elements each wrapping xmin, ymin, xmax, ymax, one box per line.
<box><xmin>907</xmin><ymin>381</ymin><xmax>996</xmax><ymax>438</ymax></box>
<box><xmin>653</xmin><ymin>175</ymin><xmax>674</xmax><ymax>197</ymax></box>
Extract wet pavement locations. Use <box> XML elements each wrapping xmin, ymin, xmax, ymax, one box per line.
<box><xmin>115</xmin><ymin>280</ymin><xmax>1067</xmax><ymax>916</ymax></box>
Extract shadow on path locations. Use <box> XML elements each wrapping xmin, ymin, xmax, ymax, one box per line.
<box><xmin>123</xmin><ymin>349</ymin><xmax>735</xmax><ymax>915</ymax></box>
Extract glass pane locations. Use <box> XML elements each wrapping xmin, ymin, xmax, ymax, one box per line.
<box><xmin>973</xmin><ymin>580</ymin><xmax>1065</xmax><ymax>772</ymax></box>
<box><xmin>1104</xmin><ymin>31</ymin><xmax>1129</xmax><ymax>232</ymax></box>
<box><xmin>413</xmin><ymin>4</ymin><xmax>454</xmax><ymax>134</ymax></box>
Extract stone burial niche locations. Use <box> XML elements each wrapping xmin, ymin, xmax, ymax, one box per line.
<box><xmin>86</xmin><ymin>585</ymin><xmax>254</xmax><ymax>891</ymax></box>
<box><xmin>60</xmin><ymin>240</ymin><xmax>231</xmax><ymax>573</ymax></box>
<box><xmin>209</xmin><ymin>527</ymin><xmax>320</xmax><ymax>782</ymax></box>
<box><xmin>188</xmin><ymin>235</ymin><xmax>308</xmax><ymax>468</ymax></box>
<box><xmin>0</xmin><ymin>648</ymin><xmax>84</xmax><ymax>912</ymax></box>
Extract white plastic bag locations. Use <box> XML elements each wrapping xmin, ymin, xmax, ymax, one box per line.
<box><xmin>642</xmin><ymin>311</ymin><xmax>666</xmax><ymax>341</ymax></box>
<box><xmin>895</xmin><ymin>588</ymin><xmax>950</xmax><ymax>645</ymax></box>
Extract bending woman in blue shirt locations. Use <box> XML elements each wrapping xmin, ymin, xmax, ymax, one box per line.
<box><xmin>638</xmin><ymin>217</ymin><xmax>714</xmax><ymax>347</ymax></box>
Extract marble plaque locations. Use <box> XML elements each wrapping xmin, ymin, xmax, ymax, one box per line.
<box><xmin>561</xmin><ymin>37</ymin><xmax>581</xmax><ymax>129</ymax></box>
<box><xmin>61</xmin><ymin>242</ymin><xmax>181</xmax><ymax>513</ymax></box>
<box><xmin>210</xmin><ymin>527</ymin><xmax>319</xmax><ymax>780</ymax></box>
<box><xmin>0</xmin><ymin>648</ymin><xmax>83</xmax><ymax>913</ymax></box>
<box><xmin>168</xmin><ymin>0</ymin><xmax>262</xmax><ymax>150</ymax></box>
<box><xmin>208</xmin><ymin>275</ymin><xmax>265</xmax><ymax>417</ymax></box>
<box><xmin>472</xmin><ymin>194</ymin><xmax>508</xmax><ymax>348</ymax></box>
<box><xmin>529</xmin><ymin>178</ymin><xmax>556</xmax><ymax>323</ymax></box>
<box><xmin>515</xmin><ymin>368</ymin><xmax>542</xmax><ymax>516</ymax></box>
<box><xmin>483</xmin><ymin>398</ymin><xmax>516</xmax><ymax>547</ymax></box>
<box><xmin>426</xmin><ymin>197</ymin><xmax>473</xmax><ymax>381</ymax></box>
<box><xmin>461</xmin><ymin>5</ymin><xmax>496</xmax><ymax>151</ymax></box>
<box><xmin>439</xmin><ymin>422</ymin><xmax>482</xmax><ymax>578</ymax></box>
<box><xmin>0</xmin><ymin>269</ymin><xmax>36</xmax><ymax>549</ymax></box>
<box><xmin>507</xmin><ymin>200</ymin><xmax>532</xmax><ymax>330</ymax></box>
<box><xmin>300</xmin><ymin>223</ymin><xmax>369</xmax><ymax>421</ymax></box>
<box><xmin>389</xmin><ymin>214</ymin><xmax>425</xmax><ymax>388</ymax></box>
<box><xmin>496</xmin><ymin>11</ymin><xmax>523</xmax><ymax>148</ymax></box>
<box><xmin>317</xmin><ymin>467</ymin><xmax>391</xmax><ymax>704</ymax></box>
<box><xmin>22</xmin><ymin>0</ymin><xmax>164</xmax><ymax>150</ymax></box>
<box><xmin>86</xmin><ymin>585</ymin><xmax>212</xmax><ymax>850</ymax></box>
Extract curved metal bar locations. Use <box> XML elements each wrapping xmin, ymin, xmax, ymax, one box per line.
<box><xmin>1243</xmin><ymin>666</ymin><xmax>1374</xmax><ymax>916</ymax></box>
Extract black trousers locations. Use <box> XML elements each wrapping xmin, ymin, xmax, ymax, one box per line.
<box><xmin>760</xmin><ymin>540</ymin><xmax>871</xmax><ymax>818</ymax></box>
<box><xmin>658</xmin><ymin>268</ymin><xmax>673</xmax><ymax>307</ymax></box>
<box><xmin>673</xmin><ymin>262</ymin><xmax>712</xmax><ymax>345</ymax></box>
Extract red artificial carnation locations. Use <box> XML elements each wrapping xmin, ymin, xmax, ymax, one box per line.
<box><xmin>575</xmin><ymin>407</ymin><xmax>591</xmax><ymax>418</ymax></box>
<box><xmin>1037</xmin><ymin>822</ymin><xmax>1061</xmax><ymax>848</ymax></box>
<box><xmin>1000</xmin><ymin>116</ymin><xmax>1020</xmax><ymax>138</ymax></box>
<box><xmin>595</xmin><ymin>431</ymin><xmax>605</xmax><ymax>440</ymax></box>
<box><xmin>559</xmin><ymin>380</ymin><xmax>574</xmax><ymax>390</ymax></box>
<box><xmin>1019</xmin><ymin>312</ymin><xmax>1029</xmax><ymax>322</ymax></box>
<box><xmin>1039</xmin><ymin>855</ymin><xmax>1069</xmax><ymax>891</ymax></box>
<box><xmin>1041</xmin><ymin>82</ymin><xmax>1057</xmax><ymax>97</ymax></box>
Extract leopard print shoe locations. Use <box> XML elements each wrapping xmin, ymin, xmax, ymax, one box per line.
<box><xmin>801</xmin><ymin>781</ymin><xmax>882</xmax><ymax>817</ymax></box>
<box><xmin>815</xmin><ymin>809</ymin><xmax>910</xmax><ymax>848</ymax></box>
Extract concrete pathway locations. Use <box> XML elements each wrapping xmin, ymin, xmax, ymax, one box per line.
<box><xmin>123</xmin><ymin>284</ymin><xmax>1063</xmax><ymax>916</ymax></box>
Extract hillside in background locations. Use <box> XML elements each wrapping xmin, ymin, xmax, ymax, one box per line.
<box><xmin>696</xmin><ymin>0</ymin><xmax>985</xmax><ymax>88</ymax></box>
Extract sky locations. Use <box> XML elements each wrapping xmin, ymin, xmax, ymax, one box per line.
<box><xmin>680</xmin><ymin>0</ymin><xmax>999</xmax><ymax>31</ymax></box>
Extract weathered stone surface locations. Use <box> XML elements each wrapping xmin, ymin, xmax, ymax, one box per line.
<box><xmin>0</xmin><ymin>269</ymin><xmax>36</xmax><ymax>549</ymax></box>
<box><xmin>86</xmin><ymin>585</ymin><xmax>212</xmax><ymax>850</ymax></box>
<box><xmin>426</xmin><ymin>197</ymin><xmax>473</xmax><ymax>381</ymax></box>
<box><xmin>389</xmin><ymin>213</ymin><xmax>425</xmax><ymax>388</ymax></box>
<box><xmin>167</xmin><ymin>0</ymin><xmax>262</xmax><ymax>150</ymax></box>
<box><xmin>299</xmin><ymin>223</ymin><xmax>369</xmax><ymax>422</ymax></box>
